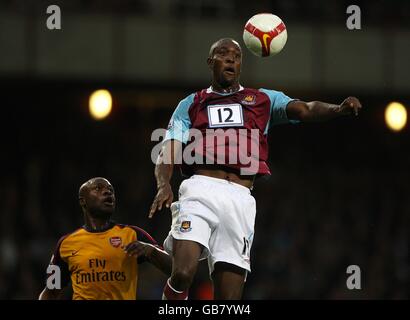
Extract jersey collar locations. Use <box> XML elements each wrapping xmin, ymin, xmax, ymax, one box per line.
<box><xmin>83</xmin><ymin>220</ymin><xmax>116</xmax><ymax>233</ymax></box>
<box><xmin>206</xmin><ymin>85</ymin><xmax>244</xmax><ymax>95</ymax></box>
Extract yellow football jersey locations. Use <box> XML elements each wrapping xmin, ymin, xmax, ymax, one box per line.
<box><xmin>48</xmin><ymin>222</ymin><xmax>157</xmax><ymax>300</ymax></box>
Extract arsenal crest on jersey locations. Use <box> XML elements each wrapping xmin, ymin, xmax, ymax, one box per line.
<box><xmin>109</xmin><ymin>236</ymin><xmax>122</xmax><ymax>248</ymax></box>
<box><xmin>241</xmin><ymin>95</ymin><xmax>256</xmax><ymax>105</ymax></box>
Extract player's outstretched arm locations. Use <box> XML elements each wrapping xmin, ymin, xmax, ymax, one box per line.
<box><xmin>149</xmin><ymin>139</ymin><xmax>182</xmax><ymax>218</ymax></box>
<box><xmin>287</xmin><ymin>96</ymin><xmax>362</xmax><ymax>122</ymax></box>
<box><xmin>124</xmin><ymin>241</ymin><xmax>172</xmax><ymax>275</ymax></box>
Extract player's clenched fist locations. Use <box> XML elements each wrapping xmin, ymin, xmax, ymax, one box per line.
<box><xmin>149</xmin><ymin>183</ymin><xmax>173</xmax><ymax>218</ymax></box>
<box><xmin>339</xmin><ymin>96</ymin><xmax>362</xmax><ymax>116</ymax></box>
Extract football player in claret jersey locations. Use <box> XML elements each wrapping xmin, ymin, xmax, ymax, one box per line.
<box><xmin>39</xmin><ymin>177</ymin><xmax>171</xmax><ymax>300</ymax></box>
<box><xmin>149</xmin><ymin>38</ymin><xmax>362</xmax><ymax>300</ymax></box>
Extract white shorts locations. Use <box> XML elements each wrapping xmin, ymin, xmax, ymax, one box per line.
<box><xmin>163</xmin><ymin>175</ymin><xmax>256</xmax><ymax>274</ymax></box>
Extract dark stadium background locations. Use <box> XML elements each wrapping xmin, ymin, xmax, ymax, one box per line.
<box><xmin>1</xmin><ymin>0</ymin><xmax>409</xmax><ymax>299</ymax></box>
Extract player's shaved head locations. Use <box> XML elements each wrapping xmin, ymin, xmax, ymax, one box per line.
<box><xmin>79</xmin><ymin>177</ymin><xmax>111</xmax><ymax>198</ymax></box>
<box><xmin>79</xmin><ymin>177</ymin><xmax>115</xmax><ymax>219</ymax></box>
<box><xmin>209</xmin><ymin>38</ymin><xmax>241</xmax><ymax>58</ymax></box>
<box><xmin>207</xmin><ymin>38</ymin><xmax>242</xmax><ymax>91</ymax></box>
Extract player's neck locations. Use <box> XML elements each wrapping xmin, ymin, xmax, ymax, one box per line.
<box><xmin>84</xmin><ymin>214</ymin><xmax>113</xmax><ymax>232</ymax></box>
<box><xmin>211</xmin><ymin>82</ymin><xmax>240</xmax><ymax>94</ymax></box>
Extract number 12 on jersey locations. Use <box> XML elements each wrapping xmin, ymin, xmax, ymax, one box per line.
<box><xmin>207</xmin><ymin>104</ymin><xmax>244</xmax><ymax>128</ymax></box>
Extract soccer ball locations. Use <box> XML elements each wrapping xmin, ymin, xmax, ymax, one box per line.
<box><xmin>243</xmin><ymin>13</ymin><xmax>288</xmax><ymax>57</ymax></box>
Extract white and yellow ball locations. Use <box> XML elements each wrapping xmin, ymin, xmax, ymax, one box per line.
<box><xmin>243</xmin><ymin>13</ymin><xmax>288</xmax><ymax>57</ymax></box>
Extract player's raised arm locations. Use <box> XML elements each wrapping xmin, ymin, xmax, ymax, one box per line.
<box><xmin>149</xmin><ymin>139</ymin><xmax>183</xmax><ymax>218</ymax></box>
<box><xmin>286</xmin><ymin>96</ymin><xmax>362</xmax><ymax>122</ymax></box>
<box><xmin>149</xmin><ymin>93</ymin><xmax>194</xmax><ymax>218</ymax></box>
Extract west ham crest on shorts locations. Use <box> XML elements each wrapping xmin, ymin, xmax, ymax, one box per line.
<box><xmin>109</xmin><ymin>236</ymin><xmax>122</xmax><ymax>248</ymax></box>
<box><xmin>180</xmin><ymin>221</ymin><xmax>192</xmax><ymax>233</ymax></box>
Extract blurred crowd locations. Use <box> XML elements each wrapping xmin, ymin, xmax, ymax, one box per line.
<box><xmin>1</xmin><ymin>81</ymin><xmax>408</xmax><ymax>299</ymax></box>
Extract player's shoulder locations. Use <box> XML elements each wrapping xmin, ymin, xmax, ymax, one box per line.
<box><xmin>117</xmin><ymin>224</ymin><xmax>157</xmax><ymax>244</ymax></box>
<box><xmin>117</xmin><ymin>223</ymin><xmax>152</xmax><ymax>237</ymax></box>
<box><xmin>174</xmin><ymin>92</ymin><xmax>200</xmax><ymax>112</ymax></box>
<box><xmin>239</xmin><ymin>87</ymin><xmax>268</xmax><ymax>98</ymax></box>
<box><xmin>257</xmin><ymin>88</ymin><xmax>292</xmax><ymax>105</ymax></box>
<box><xmin>115</xmin><ymin>223</ymin><xmax>148</xmax><ymax>234</ymax></box>
<box><xmin>242</xmin><ymin>87</ymin><xmax>262</xmax><ymax>94</ymax></box>
<box><xmin>179</xmin><ymin>91</ymin><xmax>199</xmax><ymax>104</ymax></box>
<box><xmin>257</xmin><ymin>88</ymin><xmax>286</xmax><ymax>96</ymax></box>
<box><xmin>56</xmin><ymin>227</ymin><xmax>84</xmax><ymax>249</ymax></box>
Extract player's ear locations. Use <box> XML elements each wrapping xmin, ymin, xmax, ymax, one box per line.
<box><xmin>79</xmin><ymin>197</ymin><xmax>86</xmax><ymax>209</ymax></box>
<box><xmin>207</xmin><ymin>57</ymin><xmax>214</xmax><ymax>70</ymax></box>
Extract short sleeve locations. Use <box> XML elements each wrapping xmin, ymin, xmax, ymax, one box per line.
<box><xmin>46</xmin><ymin>236</ymin><xmax>70</xmax><ymax>288</ymax></box>
<box><xmin>259</xmin><ymin>88</ymin><xmax>299</xmax><ymax>131</ymax></box>
<box><xmin>163</xmin><ymin>93</ymin><xmax>195</xmax><ymax>144</ymax></box>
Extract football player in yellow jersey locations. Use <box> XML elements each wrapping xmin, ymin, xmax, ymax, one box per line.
<box><xmin>39</xmin><ymin>177</ymin><xmax>171</xmax><ymax>300</ymax></box>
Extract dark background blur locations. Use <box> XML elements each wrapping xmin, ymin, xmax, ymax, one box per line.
<box><xmin>0</xmin><ymin>0</ymin><xmax>409</xmax><ymax>299</ymax></box>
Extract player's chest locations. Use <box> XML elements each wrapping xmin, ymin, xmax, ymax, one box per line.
<box><xmin>191</xmin><ymin>93</ymin><xmax>270</xmax><ymax>129</ymax></box>
<box><xmin>67</xmin><ymin>236</ymin><xmax>129</xmax><ymax>271</ymax></box>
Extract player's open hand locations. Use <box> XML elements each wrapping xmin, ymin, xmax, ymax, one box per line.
<box><xmin>339</xmin><ymin>96</ymin><xmax>362</xmax><ymax>116</ymax></box>
<box><xmin>123</xmin><ymin>241</ymin><xmax>154</xmax><ymax>258</ymax></box>
<box><xmin>149</xmin><ymin>183</ymin><xmax>173</xmax><ymax>218</ymax></box>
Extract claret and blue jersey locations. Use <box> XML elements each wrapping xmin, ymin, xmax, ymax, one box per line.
<box><xmin>164</xmin><ymin>86</ymin><xmax>298</xmax><ymax>176</ymax></box>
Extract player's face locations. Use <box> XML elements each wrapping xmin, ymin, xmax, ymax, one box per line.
<box><xmin>209</xmin><ymin>41</ymin><xmax>242</xmax><ymax>88</ymax></box>
<box><xmin>84</xmin><ymin>178</ymin><xmax>116</xmax><ymax>218</ymax></box>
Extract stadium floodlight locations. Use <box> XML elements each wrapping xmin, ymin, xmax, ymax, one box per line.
<box><xmin>385</xmin><ymin>102</ymin><xmax>407</xmax><ymax>132</ymax></box>
<box><xmin>89</xmin><ymin>89</ymin><xmax>112</xmax><ymax>120</ymax></box>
